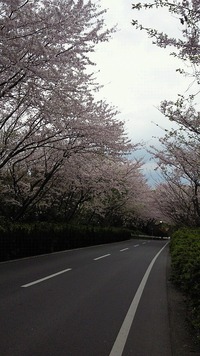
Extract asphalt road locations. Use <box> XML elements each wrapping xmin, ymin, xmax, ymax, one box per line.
<box><xmin>0</xmin><ymin>239</ymin><xmax>171</xmax><ymax>356</ymax></box>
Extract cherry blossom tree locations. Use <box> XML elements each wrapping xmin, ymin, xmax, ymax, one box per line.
<box><xmin>153</xmin><ymin>181</ymin><xmax>199</xmax><ymax>226</ymax></box>
<box><xmin>0</xmin><ymin>0</ymin><xmax>114</xmax><ymax>168</ymax></box>
<box><xmin>132</xmin><ymin>0</ymin><xmax>200</xmax><ymax>79</ymax></box>
<box><xmin>0</xmin><ymin>0</ymin><xmax>156</xmax><ymax>226</ymax></box>
<box><xmin>132</xmin><ymin>0</ymin><xmax>200</xmax><ymax>226</ymax></box>
<box><xmin>0</xmin><ymin>97</ymin><xmax>134</xmax><ymax>221</ymax></box>
<box><xmin>132</xmin><ymin>0</ymin><xmax>200</xmax><ymax>131</ymax></box>
<box><xmin>61</xmin><ymin>155</ymin><xmax>155</xmax><ymax>229</ymax></box>
<box><xmin>0</xmin><ymin>143</ymin><xmax>156</xmax><ymax>227</ymax></box>
<box><xmin>0</xmin><ymin>0</ymin><xmax>139</xmax><ymax>220</ymax></box>
<box><xmin>153</xmin><ymin>120</ymin><xmax>200</xmax><ymax>228</ymax></box>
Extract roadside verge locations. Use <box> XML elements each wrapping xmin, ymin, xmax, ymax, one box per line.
<box><xmin>167</xmin><ymin>253</ymin><xmax>200</xmax><ymax>355</ymax></box>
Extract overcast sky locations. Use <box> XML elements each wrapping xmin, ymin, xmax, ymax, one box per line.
<box><xmin>91</xmin><ymin>0</ymin><xmax>196</xmax><ymax>184</ymax></box>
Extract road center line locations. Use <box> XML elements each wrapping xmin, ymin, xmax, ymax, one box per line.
<box><xmin>134</xmin><ymin>244</ymin><xmax>139</xmax><ymax>247</ymax></box>
<box><xmin>120</xmin><ymin>248</ymin><xmax>129</xmax><ymax>252</ymax></box>
<box><xmin>21</xmin><ymin>268</ymin><xmax>72</xmax><ymax>288</ymax></box>
<box><xmin>109</xmin><ymin>242</ymin><xmax>169</xmax><ymax>356</ymax></box>
<box><xmin>94</xmin><ymin>254</ymin><xmax>111</xmax><ymax>261</ymax></box>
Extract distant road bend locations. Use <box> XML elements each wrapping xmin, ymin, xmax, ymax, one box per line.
<box><xmin>0</xmin><ymin>239</ymin><xmax>171</xmax><ymax>356</ymax></box>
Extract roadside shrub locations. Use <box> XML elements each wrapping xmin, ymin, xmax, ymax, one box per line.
<box><xmin>0</xmin><ymin>222</ymin><xmax>131</xmax><ymax>262</ymax></box>
<box><xmin>170</xmin><ymin>228</ymin><xmax>200</xmax><ymax>341</ymax></box>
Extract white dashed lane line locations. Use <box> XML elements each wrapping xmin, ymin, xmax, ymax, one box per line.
<box><xmin>21</xmin><ymin>268</ymin><xmax>72</xmax><ymax>288</ymax></box>
<box><xmin>21</xmin><ymin>242</ymin><xmax>147</xmax><ymax>288</ymax></box>
<box><xmin>93</xmin><ymin>254</ymin><xmax>111</xmax><ymax>261</ymax></box>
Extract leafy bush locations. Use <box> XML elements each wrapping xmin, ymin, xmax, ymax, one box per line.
<box><xmin>0</xmin><ymin>222</ymin><xmax>131</xmax><ymax>262</ymax></box>
<box><xmin>170</xmin><ymin>228</ymin><xmax>200</xmax><ymax>341</ymax></box>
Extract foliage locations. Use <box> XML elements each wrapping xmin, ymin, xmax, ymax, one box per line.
<box><xmin>170</xmin><ymin>228</ymin><xmax>200</xmax><ymax>341</ymax></box>
<box><xmin>0</xmin><ymin>222</ymin><xmax>131</xmax><ymax>261</ymax></box>
<box><xmin>0</xmin><ymin>148</ymin><xmax>157</xmax><ymax>228</ymax></box>
<box><xmin>132</xmin><ymin>0</ymin><xmax>200</xmax><ymax>77</ymax></box>
<box><xmin>132</xmin><ymin>3</ymin><xmax>200</xmax><ymax>338</ymax></box>
<box><xmin>0</xmin><ymin>0</ymin><xmax>166</xmax><ymax>243</ymax></box>
<box><xmin>152</xmin><ymin>180</ymin><xmax>200</xmax><ymax>227</ymax></box>
<box><xmin>0</xmin><ymin>0</ymin><xmax>157</xmax><ymax>227</ymax></box>
<box><xmin>132</xmin><ymin>1</ymin><xmax>200</xmax><ymax>226</ymax></box>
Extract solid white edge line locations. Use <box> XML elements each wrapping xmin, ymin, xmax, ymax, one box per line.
<box><xmin>94</xmin><ymin>254</ymin><xmax>111</xmax><ymax>261</ymax></box>
<box><xmin>120</xmin><ymin>248</ymin><xmax>129</xmax><ymax>252</ymax></box>
<box><xmin>21</xmin><ymin>268</ymin><xmax>72</xmax><ymax>288</ymax></box>
<box><xmin>109</xmin><ymin>242</ymin><xmax>169</xmax><ymax>356</ymax></box>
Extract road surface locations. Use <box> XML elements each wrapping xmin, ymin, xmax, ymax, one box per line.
<box><xmin>0</xmin><ymin>239</ymin><xmax>171</xmax><ymax>355</ymax></box>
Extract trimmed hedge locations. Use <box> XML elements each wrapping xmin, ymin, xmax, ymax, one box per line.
<box><xmin>170</xmin><ymin>228</ymin><xmax>200</xmax><ymax>342</ymax></box>
<box><xmin>0</xmin><ymin>222</ymin><xmax>131</xmax><ymax>262</ymax></box>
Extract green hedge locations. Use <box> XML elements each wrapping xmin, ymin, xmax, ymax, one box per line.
<box><xmin>0</xmin><ymin>222</ymin><xmax>131</xmax><ymax>262</ymax></box>
<box><xmin>170</xmin><ymin>228</ymin><xmax>200</xmax><ymax>342</ymax></box>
